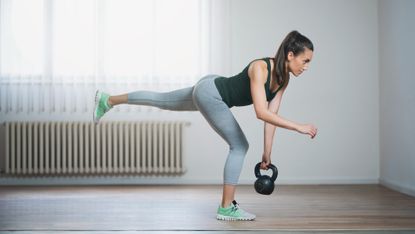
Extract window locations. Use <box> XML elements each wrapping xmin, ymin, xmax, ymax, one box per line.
<box><xmin>0</xmin><ymin>0</ymin><xmax>229</xmax><ymax>115</ymax></box>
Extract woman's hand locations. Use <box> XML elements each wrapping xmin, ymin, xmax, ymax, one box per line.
<box><xmin>260</xmin><ymin>153</ymin><xmax>271</xmax><ymax>170</ymax></box>
<box><xmin>296</xmin><ymin>123</ymin><xmax>318</xmax><ymax>139</ymax></box>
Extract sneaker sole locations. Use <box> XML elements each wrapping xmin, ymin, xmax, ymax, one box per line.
<box><xmin>216</xmin><ymin>214</ymin><xmax>255</xmax><ymax>221</ymax></box>
<box><xmin>93</xmin><ymin>90</ymin><xmax>100</xmax><ymax>124</ymax></box>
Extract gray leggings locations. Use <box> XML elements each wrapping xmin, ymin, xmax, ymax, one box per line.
<box><xmin>127</xmin><ymin>74</ymin><xmax>249</xmax><ymax>185</ymax></box>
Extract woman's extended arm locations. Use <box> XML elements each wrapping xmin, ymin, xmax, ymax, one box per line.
<box><xmin>248</xmin><ymin>60</ymin><xmax>317</xmax><ymax>164</ymax></box>
<box><xmin>262</xmin><ymin>85</ymin><xmax>286</xmax><ymax>169</ymax></box>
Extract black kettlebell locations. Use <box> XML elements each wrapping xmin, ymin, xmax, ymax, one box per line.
<box><xmin>254</xmin><ymin>162</ymin><xmax>278</xmax><ymax>195</ymax></box>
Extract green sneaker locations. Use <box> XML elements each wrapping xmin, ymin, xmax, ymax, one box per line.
<box><xmin>93</xmin><ymin>90</ymin><xmax>112</xmax><ymax>124</ymax></box>
<box><xmin>216</xmin><ymin>200</ymin><xmax>256</xmax><ymax>221</ymax></box>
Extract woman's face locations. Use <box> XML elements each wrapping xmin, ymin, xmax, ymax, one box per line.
<box><xmin>286</xmin><ymin>48</ymin><xmax>313</xmax><ymax>77</ymax></box>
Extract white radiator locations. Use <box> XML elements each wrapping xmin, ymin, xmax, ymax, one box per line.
<box><xmin>2</xmin><ymin>121</ymin><xmax>188</xmax><ymax>176</ymax></box>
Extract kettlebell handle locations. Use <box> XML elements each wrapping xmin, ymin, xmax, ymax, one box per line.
<box><xmin>254</xmin><ymin>162</ymin><xmax>278</xmax><ymax>182</ymax></box>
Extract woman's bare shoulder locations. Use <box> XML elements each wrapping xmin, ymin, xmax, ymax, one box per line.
<box><xmin>248</xmin><ymin>59</ymin><xmax>268</xmax><ymax>83</ymax></box>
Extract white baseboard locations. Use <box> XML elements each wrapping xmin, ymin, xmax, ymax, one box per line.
<box><xmin>261</xmin><ymin>177</ymin><xmax>379</xmax><ymax>185</ymax></box>
<box><xmin>380</xmin><ymin>178</ymin><xmax>415</xmax><ymax>197</ymax></box>
<box><xmin>0</xmin><ymin>176</ymin><xmax>379</xmax><ymax>186</ymax></box>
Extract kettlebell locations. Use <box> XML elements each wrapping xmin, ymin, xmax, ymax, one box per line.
<box><xmin>254</xmin><ymin>162</ymin><xmax>278</xmax><ymax>195</ymax></box>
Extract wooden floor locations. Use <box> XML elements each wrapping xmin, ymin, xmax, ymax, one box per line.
<box><xmin>0</xmin><ymin>184</ymin><xmax>415</xmax><ymax>233</ymax></box>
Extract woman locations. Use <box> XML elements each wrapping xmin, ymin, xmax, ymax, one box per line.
<box><xmin>93</xmin><ymin>30</ymin><xmax>317</xmax><ymax>221</ymax></box>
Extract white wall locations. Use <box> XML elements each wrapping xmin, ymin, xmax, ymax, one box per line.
<box><xmin>0</xmin><ymin>0</ymin><xmax>380</xmax><ymax>185</ymax></box>
<box><xmin>226</xmin><ymin>0</ymin><xmax>380</xmax><ymax>184</ymax></box>
<box><xmin>379</xmin><ymin>0</ymin><xmax>415</xmax><ymax>196</ymax></box>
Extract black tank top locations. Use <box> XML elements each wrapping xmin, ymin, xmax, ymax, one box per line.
<box><xmin>214</xmin><ymin>57</ymin><xmax>282</xmax><ymax>107</ymax></box>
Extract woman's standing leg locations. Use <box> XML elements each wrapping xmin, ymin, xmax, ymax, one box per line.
<box><xmin>192</xmin><ymin>75</ymin><xmax>255</xmax><ymax>221</ymax></box>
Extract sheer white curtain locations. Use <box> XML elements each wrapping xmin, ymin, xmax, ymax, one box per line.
<box><xmin>0</xmin><ymin>0</ymin><xmax>230</xmax><ymax>116</ymax></box>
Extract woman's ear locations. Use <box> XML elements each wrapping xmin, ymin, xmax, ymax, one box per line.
<box><xmin>287</xmin><ymin>51</ymin><xmax>294</xmax><ymax>62</ymax></box>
